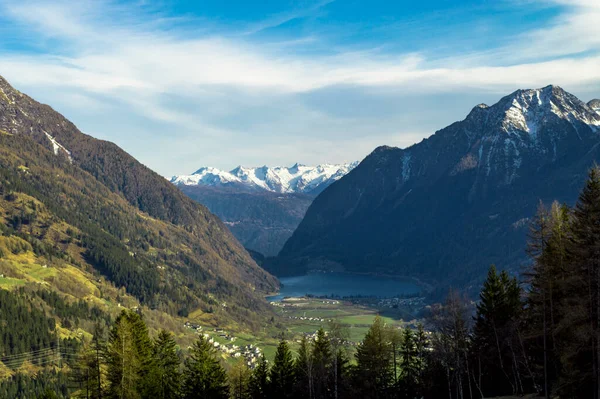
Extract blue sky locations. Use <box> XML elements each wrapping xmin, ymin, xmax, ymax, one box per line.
<box><xmin>0</xmin><ymin>0</ymin><xmax>599</xmax><ymax>176</ymax></box>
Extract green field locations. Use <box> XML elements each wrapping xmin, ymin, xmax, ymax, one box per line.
<box><xmin>180</xmin><ymin>296</ymin><xmax>420</xmax><ymax>367</ymax></box>
<box><xmin>0</xmin><ymin>276</ymin><xmax>26</xmax><ymax>288</ymax></box>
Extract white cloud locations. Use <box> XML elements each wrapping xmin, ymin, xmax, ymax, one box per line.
<box><xmin>0</xmin><ymin>0</ymin><xmax>598</xmax><ymax>176</ymax></box>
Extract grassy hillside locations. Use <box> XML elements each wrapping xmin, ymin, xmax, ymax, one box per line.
<box><xmin>0</xmin><ymin>75</ymin><xmax>280</xmax><ymax>340</ymax></box>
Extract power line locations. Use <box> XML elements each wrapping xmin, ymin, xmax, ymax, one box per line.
<box><xmin>0</xmin><ymin>348</ymin><xmax>55</xmax><ymax>360</ymax></box>
<box><xmin>1</xmin><ymin>352</ymin><xmax>80</xmax><ymax>370</ymax></box>
<box><xmin>1</xmin><ymin>347</ymin><xmax>78</xmax><ymax>361</ymax></box>
<box><xmin>0</xmin><ymin>345</ymin><xmax>79</xmax><ymax>370</ymax></box>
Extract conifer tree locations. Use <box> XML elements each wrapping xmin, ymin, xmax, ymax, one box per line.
<box><xmin>525</xmin><ymin>202</ymin><xmax>565</xmax><ymax>397</ymax></box>
<box><xmin>269</xmin><ymin>338</ymin><xmax>295</xmax><ymax>399</ymax></box>
<box><xmin>73</xmin><ymin>341</ymin><xmax>99</xmax><ymax>399</ymax></box>
<box><xmin>413</xmin><ymin>324</ymin><xmax>428</xmax><ymax>398</ymax></box>
<box><xmin>90</xmin><ymin>324</ymin><xmax>106</xmax><ymax>399</ymax></box>
<box><xmin>333</xmin><ymin>349</ymin><xmax>351</xmax><ymax>399</ymax></box>
<box><xmin>473</xmin><ymin>265</ymin><xmax>511</xmax><ymax>396</ymax></box>
<box><xmin>560</xmin><ymin>166</ymin><xmax>600</xmax><ymax>398</ymax></box>
<box><xmin>105</xmin><ymin>310</ymin><xmax>153</xmax><ymax>399</ymax></box>
<box><xmin>399</xmin><ymin>328</ymin><xmax>417</xmax><ymax>398</ymax></box>
<box><xmin>72</xmin><ymin>324</ymin><xmax>106</xmax><ymax>399</ymax></box>
<box><xmin>312</xmin><ymin>328</ymin><xmax>332</xmax><ymax>399</ymax></box>
<box><xmin>294</xmin><ymin>335</ymin><xmax>314</xmax><ymax>399</ymax></box>
<box><xmin>151</xmin><ymin>330</ymin><xmax>181</xmax><ymax>399</ymax></box>
<box><xmin>354</xmin><ymin>315</ymin><xmax>393</xmax><ymax>399</ymax></box>
<box><xmin>249</xmin><ymin>355</ymin><xmax>269</xmax><ymax>399</ymax></box>
<box><xmin>229</xmin><ymin>360</ymin><xmax>251</xmax><ymax>399</ymax></box>
<box><xmin>388</xmin><ymin>326</ymin><xmax>402</xmax><ymax>388</ymax></box>
<box><xmin>181</xmin><ymin>336</ymin><xmax>229</xmax><ymax>399</ymax></box>
<box><xmin>471</xmin><ymin>265</ymin><xmax>525</xmax><ymax>397</ymax></box>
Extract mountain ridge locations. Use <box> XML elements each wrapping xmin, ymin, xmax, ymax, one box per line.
<box><xmin>172</xmin><ymin>162</ymin><xmax>358</xmax><ymax>256</ymax></box>
<box><xmin>0</xmin><ymin>74</ymin><xmax>278</xmax><ymax>329</ymax></box>
<box><xmin>172</xmin><ymin>162</ymin><xmax>358</xmax><ymax>195</ymax></box>
<box><xmin>272</xmin><ymin>85</ymin><xmax>600</xmax><ymax>291</ymax></box>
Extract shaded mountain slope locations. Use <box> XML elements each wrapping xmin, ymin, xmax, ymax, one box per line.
<box><xmin>274</xmin><ymin>86</ymin><xmax>600</xmax><ymax>290</ymax></box>
<box><xmin>177</xmin><ymin>186</ymin><xmax>313</xmax><ymax>256</ymax></box>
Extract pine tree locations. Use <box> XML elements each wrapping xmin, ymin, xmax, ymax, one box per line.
<box><xmin>387</xmin><ymin>326</ymin><xmax>402</xmax><ymax>388</ymax></box>
<box><xmin>151</xmin><ymin>330</ymin><xmax>181</xmax><ymax>399</ymax></box>
<box><xmin>181</xmin><ymin>336</ymin><xmax>229</xmax><ymax>399</ymax></box>
<box><xmin>294</xmin><ymin>335</ymin><xmax>314</xmax><ymax>399</ymax></box>
<box><xmin>560</xmin><ymin>166</ymin><xmax>600</xmax><ymax>398</ymax></box>
<box><xmin>72</xmin><ymin>341</ymin><xmax>98</xmax><ymax>399</ymax></box>
<box><xmin>354</xmin><ymin>315</ymin><xmax>393</xmax><ymax>399</ymax></box>
<box><xmin>269</xmin><ymin>338</ymin><xmax>295</xmax><ymax>399</ymax></box>
<box><xmin>471</xmin><ymin>265</ymin><xmax>525</xmax><ymax>397</ymax></box>
<box><xmin>229</xmin><ymin>360</ymin><xmax>251</xmax><ymax>399</ymax></box>
<box><xmin>333</xmin><ymin>349</ymin><xmax>351</xmax><ymax>399</ymax></box>
<box><xmin>90</xmin><ymin>324</ymin><xmax>106</xmax><ymax>399</ymax></box>
<box><xmin>399</xmin><ymin>328</ymin><xmax>417</xmax><ymax>398</ymax></box>
<box><xmin>105</xmin><ymin>310</ymin><xmax>153</xmax><ymax>399</ymax></box>
<box><xmin>312</xmin><ymin>328</ymin><xmax>332</xmax><ymax>399</ymax></box>
<box><xmin>249</xmin><ymin>355</ymin><xmax>269</xmax><ymax>399</ymax></box>
<box><xmin>525</xmin><ymin>201</ymin><xmax>570</xmax><ymax>397</ymax></box>
<box><xmin>473</xmin><ymin>265</ymin><xmax>511</xmax><ymax>396</ymax></box>
<box><xmin>413</xmin><ymin>324</ymin><xmax>428</xmax><ymax>398</ymax></box>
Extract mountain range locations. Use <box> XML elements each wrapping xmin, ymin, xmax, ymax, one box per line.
<box><xmin>172</xmin><ymin>163</ymin><xmax>357</xmax><ymax>255</ymax></box>
<box><xmin>0</xmin><ymin>75</ymin><xmax>278</xmax><ymax>330</ymax></box>
<box><xmin>171</xmin><ymin>163</ymin><xmax>358</xmax><ymax>195</ymax></box>
<box><xmin>272</xmin><ymin>85</ymin><xmax>600</xmax><ymax>292</ymax></box>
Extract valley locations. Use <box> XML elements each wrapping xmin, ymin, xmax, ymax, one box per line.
<box><xmin>1</xmin><ymin>69</ymin><xmax>600</xmax><ymax>398</ymax></box>
<box><xmin>171</xmin><ymin>163</ymin><xmax>357</xmax><ymax>255</ymax></box>
<box><xmin>180</xmin><ymin>294</ymin><xmax>425</xmax><ymax>366</ymax></box>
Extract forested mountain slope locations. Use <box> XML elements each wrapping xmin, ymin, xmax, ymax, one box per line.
<box><xmin>177</xmin><ymin>186</ymin><xmax>313</xmax><ymax>256</ymax></box>
<box><xmin>274</xmin><ymin>86</ymin><xmax>600</xmax><ymax>289</ymax></box>
<box><xmin>0</xmin><ymin>75</ymin><xmax>278</xmax><ymax>329</ymax></box>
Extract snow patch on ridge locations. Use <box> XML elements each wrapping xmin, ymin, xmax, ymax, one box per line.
<box><xmin>44</xmin><ymin>131</ymin><xmax>72</xmax><ymax>163</ymax></box>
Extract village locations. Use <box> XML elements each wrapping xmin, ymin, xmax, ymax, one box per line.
<box><xmin>184</xmin><ymin>322</ymin><xmax>265</xmax><ymax>368</ymax></box>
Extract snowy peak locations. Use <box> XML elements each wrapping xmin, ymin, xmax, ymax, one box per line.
<box><xmin>589</xmin><ymin>99</ymin><xmax>600</xmax><ymax>114</ymax></box>
<box><xmin>171</xmin><ymin>162</ymin><xmax>358</xmax><ymax>195</ymax></box>
<box><xmin>466</xmin><ymin>85</ymin><xmax>600</xmax><ymax>137</ymax></box>
<box><xmin>171</xmin><ymin>167</ymin><xmax>242</xmax><ymax>187</ymax></box>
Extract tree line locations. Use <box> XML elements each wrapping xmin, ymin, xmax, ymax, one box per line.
<box><xmin>420</xmin><ymin>166</ymin><xmax>600</xmax><ymax>399</ymax></box>
<box><xmin>58</xmin><ymin>307</ymin><xmax>432</xmax><ymax>399</ymax></box>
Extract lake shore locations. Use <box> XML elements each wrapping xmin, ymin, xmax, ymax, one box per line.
<box><xmin>266</xmin><ymin>271</ymin><xmax>426</xmax><ymax>301</ymax></box>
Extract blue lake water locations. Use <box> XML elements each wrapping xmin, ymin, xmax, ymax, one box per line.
<box><xmin>267</xmin><ymin>272</ymin><xmax>422</xmax><ymax>301</ymax></box>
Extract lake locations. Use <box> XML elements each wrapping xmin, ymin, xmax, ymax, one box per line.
<box><xmin>267</xmin><ymin>272</ymin><xmax>422</xmax><ymax>301</ymax></box>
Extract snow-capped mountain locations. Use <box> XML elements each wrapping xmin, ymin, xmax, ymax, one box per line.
<box><xmin>273</xmin><ymin>85</ymin><xmax>600</xmax><ymax>288</ymax></box>
<box><xmin>171</xmin><ymin>162</ymin><xmax>358</xmax><ymax>255</ymax></box>
<box><xmin>171</xmin><ymin>162</ymin><xmax>358</xmax><ymax>195</ymax></box>
<box><xmin>590</xmin><ymin>99</ymin><xmax>600</xmax><ymax>114</ymax></box>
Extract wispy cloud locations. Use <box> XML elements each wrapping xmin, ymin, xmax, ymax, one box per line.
<box><xmin>242</xmin><ymin>0</ymin><xmax>334</xmax><ymax>35</ymax></box>
<box><xmin>0</xmin><ymin>0</ymin><xmax>598</xmax><ymax>176</ymax></box>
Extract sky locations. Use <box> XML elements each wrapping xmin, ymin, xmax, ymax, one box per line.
<box><xmin>0</xmin><ymin>0</ymin><xmax>599</xmax><ymax>177</ymax></box>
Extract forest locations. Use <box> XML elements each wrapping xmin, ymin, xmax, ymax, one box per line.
<box><xmin>4</xmin><ymin>167</ymin><xmax>600</xmax><ymax>398</ymax></box>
